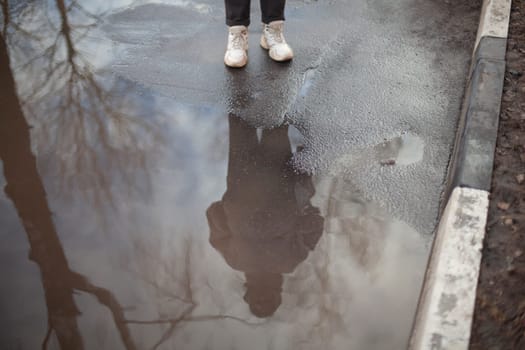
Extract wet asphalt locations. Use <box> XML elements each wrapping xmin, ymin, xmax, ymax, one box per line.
<box><xmin>0</xmin><ymin>0</ymin><xmax>480</xmax><ymax>349</ymax></box>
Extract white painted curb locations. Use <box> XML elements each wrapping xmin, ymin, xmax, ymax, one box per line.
<box><xmin>410</xmin><ymin>187</ymin><xmax>489</xmax><ymax>350</ymax></box>
<box><xmin>409</xmin><ymin>1</ymin><xmax>512</xmax><ymax>349</ymax></box>
<box><xmin>475</xmin><ymin>0</ymin><xmax>512</xmax><ymax>49</ymax></box>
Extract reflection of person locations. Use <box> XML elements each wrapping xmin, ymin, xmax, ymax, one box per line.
<box><xmin>223</xmin><ymin>0</ymin><xmax>293</xmax><ymax>68</ymax></box>
<box><xmin>207</xmin><ymin>115</ymin><xmax>324</xmax><ymax>318</ymax></box>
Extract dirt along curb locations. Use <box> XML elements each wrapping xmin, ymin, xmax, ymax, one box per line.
<box><xmin>470</xmin><ymin>0</ymin><xmax>525</xmax><ymax>348</ymax></box>
<box><xmin>408</xmin><ymin>1</ymin><xmax>512</xmax><ymax>349</ymax></box>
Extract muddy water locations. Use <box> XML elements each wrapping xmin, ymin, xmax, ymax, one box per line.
<box><xmin>0</xmin><ymin>1</ymin><xmax>435</xmax><ymax>350</ymax></box>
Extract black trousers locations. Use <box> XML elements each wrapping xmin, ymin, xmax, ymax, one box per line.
<box><xmin>225</xmin><ymin>0</ymin><xmax>286</xmax><ymax>26</ymax></box>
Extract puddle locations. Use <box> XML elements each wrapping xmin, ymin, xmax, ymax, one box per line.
<box><xmin>375</xmin><ymin>133</ymin><xmax>425</xmax><ymax>166</ymax></box>
<box><xmin>0</xmin><ymin>1</ymin><xmax>430</xmax><ymax>350</ymax></box>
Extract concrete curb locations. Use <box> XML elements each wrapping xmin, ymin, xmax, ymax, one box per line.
<box><xmin>409</xmin><ymin>1</ymin><xmax>512</xmax><ymax>349</ymax></box>
<box><xmin>410</xmin><ymin>188</ymin><xmax>489</xmax><ymax>350</ymax></box>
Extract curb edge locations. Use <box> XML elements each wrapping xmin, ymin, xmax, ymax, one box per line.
<box><xmin>409</xmin><ymin>0</ymin><xmax>512</xmax><ymax>349</ymax></box>
<box><xmin>410</xmin><ymin>187</ymin><xmax>490</xmax><ymax>350</ymax></box>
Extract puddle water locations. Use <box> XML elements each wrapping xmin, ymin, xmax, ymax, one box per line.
<box><xmin>0</xmin><ymin>1</ymin><xmax>430</xmax><ymax>350</ymax></box>
<box><xmin>375</xmin><ymin>134</ymin><xmax>425</xmax><ymax>166</ymax></box>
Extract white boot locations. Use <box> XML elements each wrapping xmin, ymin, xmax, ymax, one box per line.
<box><xmin>260</xmin><ymin>20</ymin><xmax>293</xmax><ymax>62</ymax></box>
<box><xmin>224</xmin><ymin>25</ymin><xmax>248</xmax><ymax>68</ymax></box>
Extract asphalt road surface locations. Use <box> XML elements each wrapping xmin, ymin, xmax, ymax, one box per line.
<box><xmin>0</xmin><ymin>0</ymin><xmax>480</xmax><ymax>349</ymax></box>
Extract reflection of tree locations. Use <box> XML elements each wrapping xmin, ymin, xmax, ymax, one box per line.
<box><xmin>2</xmin><ymin>2</ymin><xmax>260</xmax><ymax>349</ymax></box>
<box><xmin>0</xmin><ymin>51</ymin><xmax>256</xmax><ymax>347</ymax></box>
<box><xmin>0</xmin><ymin>31</ymin><xmax>136</xmax><ymax>350</ymax></box>
<box><xmin>126</xmin><ymin>237</ymin><xmax>264</xmax><ymax>350</ymax></box>
<box><xmin>3</xmin><ymin>0</ymin><xmax>163</xmax><ymax>213</ymax></box>
<box><xmin>1</xmin><ymin>1</ymin><xmax>8</xmax><ymax>34</ymax></box>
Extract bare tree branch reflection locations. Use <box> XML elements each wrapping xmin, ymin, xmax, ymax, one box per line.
<box><xmin>124</xmin><ymin>314</ymin><xmax>261</xmax><ymax>326</ymax></box>
<box><xmin>1</xmin><ymin>28</ymin><xmax>138</xmax><ymax>349</ymax></box>
<box><xmin>69</xmin><ymin>271</ymin><xmax>137</xmax><ymax>350</ymax></box>
<box><xmin>1</xmin><ymin>1</ymin><xmax>337</xmax><ymax>349</ymax></box>
<box><xmin>4</xmin><ymin>0</ymin><xmax>164</xmax><ymax>218</ymax></box>
<box><xmin>125</xmin><ymin>235</ymin><xmax>270</xmax><ymax>350</ymax></box>
<box><xmin>1</xmin><ymin>0</ymin><xmax>9</xmax><ymax>34</ymax></box>
<box><xmin>0</xmin><ymin>0</ymin><xmax>174</xmax><ymax>347</ymax></box>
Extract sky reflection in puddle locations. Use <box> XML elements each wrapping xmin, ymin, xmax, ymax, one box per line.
<box><xmin>0</xmin><ymin>1</ymin><xmax>430</xmax><ymax>349</ymax></box>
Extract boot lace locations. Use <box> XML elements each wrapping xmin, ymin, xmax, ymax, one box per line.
<box><xmin>230</xmin><ymin>31</ymin><xmax>245</xmax><ymax>50</ymax></box>
<box><xmin>266</xmin><ymin>24</ymin><xmax>285</xmax><ymax>44</ymax></box>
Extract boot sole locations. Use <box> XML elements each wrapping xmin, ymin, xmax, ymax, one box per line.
<box><xmin>224</xmin><ymin>49</ymin><xmax>248</xmax><ymax>68</ymax></box>
<box><xmin>224</xmin><ymin>59</ymin><xmax>248</xmax><ymax>68</ymax></box>
<box><xmin>260</xmin><ymin>35</ymin><xmax>293</xmax><ymax>62</ymax></box>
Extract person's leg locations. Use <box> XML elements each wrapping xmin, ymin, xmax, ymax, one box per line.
<box><xmin>259</xmin><ymin>0</ymin><xmax>293</xmax><ymax>62</ymax></box>
<box><xmin>224</xmin><ymin>0</ymin><xmax>250</xmax><ymax>67</ymax></box>
<box><xmin>225</xmin><ymin>0</ymin><xmax>251</xmax><ymax>27</ymax></box>
<box><xmin>260</xmin><ymin>0</ymin><xmax>285</xmax><ymax>24</ymax></box>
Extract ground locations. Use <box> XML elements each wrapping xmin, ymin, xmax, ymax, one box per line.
<box><xmin>470</xmin><ymin>0</ymin><xmax>525</xmax><ymax>348</ymax></box>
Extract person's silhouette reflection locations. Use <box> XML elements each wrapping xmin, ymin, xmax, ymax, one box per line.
<box><xmin>207</xmin><ymin>114</ymin><xmax>324</xmax><ymax>318</ymax></box>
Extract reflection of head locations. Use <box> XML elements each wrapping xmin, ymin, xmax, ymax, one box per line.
<box><xmin>243</xmin><ymin>272</ymin><xmax>283</xmax><ymax>318</ymax></box>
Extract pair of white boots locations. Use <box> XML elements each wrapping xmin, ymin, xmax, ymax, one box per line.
<box><xmin>224</xmin><ymin>20</ymin><xmax>294</xmax><ymax>68</ymax></box>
